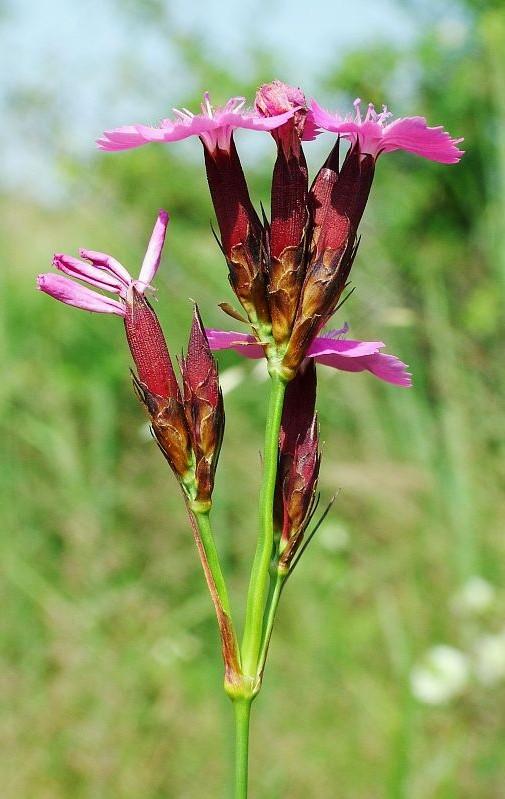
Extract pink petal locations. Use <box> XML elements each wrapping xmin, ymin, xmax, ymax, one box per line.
<box><xmin>98</xmin><ymin>97</ymin><xmax>296</xmax><ymax>154</ymax></box>
<box><xmin>78</xmin><ymin>249</ymin><xmax>132</xmax><ymax>285</ymax></box>
<box><xmin>381</xmin><ymin>117</ymin><xmax>464</xmax><ymax>163</ymax></box>
<box><xmin>301</xmin><ymin>108</ymin><xmax>321</xmax><ymax>141</ymax></box>
<box><xmin>53</xmin><ymin>253</ymin><xmax>125</xmax><ymax>294</ymax></box>
<box><xmin>96</xmin><ymin>126</ymin><xmax>155</xmax><ymax>151</ymax></box>
<box><xmin>310</xmin><ymin>100</ymin><xmax>463</xmax><ymax>164</ymax></box>
<box><xmin>307</xmin><ymin>336</ymin><xmax>385</xmax><ymax>358</ymax></box>
<box><xmin>137</xmin><ymin>209</ymin><xmax>169</xmax><ymax>288</ymax></box>
<box><xmin>37</xmin><ymin>274</ymin><xmax>125</xmax><ymax>316</ymax></box>
<box><xmin>206</xmin><ymin>329</ymin><xmax>265</xmax><ymax>359</ymax></box>
<box><xmin>364</xmin><ymin>353</ymin><xmax>413</xmax><ymax>386</ymax></box>
<box><xmin>312</xmin><ymin>347</ymin><xmax>412</xmax><ymax>387</ymax></box>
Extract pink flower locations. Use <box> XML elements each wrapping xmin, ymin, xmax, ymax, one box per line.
<box><xmin>311</xmin><ymin>98</ymin><xmax>464</xmax><ymax>163</ymax></box>
<box><xmin>37</xmin><ymin>209</ymin><xmax>169</xmax><ymax>317</ymax></box>
<box><xmin>206</xmin><ymin>326</ymin><xmax>412</xmax><ymax>387</ymax></box>
<box><xmin>97</xmin><ymin>93</ymin><xmax>295</xmax><ymax>154</ymax></box>
<box><xmin>38</xmin><ymin>210</ymin><xmax>175</xmax><ymax>399</ymax></box>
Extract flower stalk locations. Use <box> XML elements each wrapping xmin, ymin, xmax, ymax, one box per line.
<box><xmin>233</xmin><ymin>698</ymin><xmax>252</xmax><ymax>799</ymax></box>
<box><xmin>241</xmin><ymin>372</ymin><xmax>286</xmax><ymax>680</ymax></box>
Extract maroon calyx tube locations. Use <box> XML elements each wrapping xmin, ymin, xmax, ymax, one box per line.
<box><xmin>124</xmin><ymin>286</ymin><xmax>180</xmax><ymax>400</ymax></box>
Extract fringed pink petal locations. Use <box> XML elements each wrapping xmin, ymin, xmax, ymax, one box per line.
<box><xmin>380</xmin><ymin>117</ymin><xmax>464</xmax><ymax>163</ymax></box>
<box><xmin>96</xmin><ymin>126</ymin><xmax>157</xmax><ymax>151</ymax></box>
<box><xmin>311</xmin><ymin>99</ymin><xmax>463</xmax><ymax>163</ymax></box>
<box><xmin>312</xmin><ymin>348</ymin><xmax>412</xmax><ymax>387</ymax></box>
<box><xmin>363</xmin><ymin>353</ymin><xmax>413</xmax><ymax>386</ymax></box>
<box><xmin>98</xmin><ymin>93</ymin><xmax>296</xmax><ymax>154</ymax></box>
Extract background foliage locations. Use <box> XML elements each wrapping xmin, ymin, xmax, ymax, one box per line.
<box><xmin>2</xmin><ymin>1</ymin><xmax>505</xmax><ymax>796</ymax></box>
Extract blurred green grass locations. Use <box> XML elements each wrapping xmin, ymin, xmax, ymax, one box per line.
<box><xmin>2</xmin><ymin>4</ymin><xmax>505</xmax><ymax>797</ymax></box>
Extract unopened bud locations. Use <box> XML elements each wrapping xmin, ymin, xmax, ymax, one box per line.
<box><xmin>275</xmin><ymin>360</ymin><xmax>320</xmax><ymax>570</ymax></box>
<box><xmin>280</xmin><ymin>236</ymin><xmax>358</xmax><ymax>380</ymax></box>
<box><xmin>204</xmin><ymin>139</ymin><xmax>270</xmax><ymax>327</ymax></box>
<box><xmin>255</xmin><ymin>80</ymin><xmax>308</xmax><ymax>151</ymax></box>
<box><xmin>126</xmin><ymin>288</ymin><xmax>193</xmax><ymax>480</ymax></box>
<box><xmin>256</xmin><ymin>81</ymin><xmax>310</xmax><ymax>346</ymax></box>
<box><xmin>310</xmin><ymin>142</ymin><xmax>374</xmax><ymax>259</ymax></box>
<box><xmin>124</xmin><ymin>286</ymin><xmax>180</xmax><ymax>399</ymax></box>
<box><xmin>181</xmin><ymin>305</ymin><xmax>225</xmax><ymax>505</ymax></box>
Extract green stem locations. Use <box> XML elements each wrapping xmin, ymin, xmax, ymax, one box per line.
<box><xmin>195</xmin><ymin>510</ymin><xmax>233</xmax><ymax>617</ymax></box>
<box><xmin>241</xmin><ymin>374</ymin><xmax>286</xmax><ymax>676</ymax></box>
<box><xmin>233</xmin><ymin>698</ymin><xmax>252</xmax><ymax>799</ymax></box>
<box><xmin>257</xmin><ymin>572</ymin><xmax>285</xmax><ymax>678</ymax></box>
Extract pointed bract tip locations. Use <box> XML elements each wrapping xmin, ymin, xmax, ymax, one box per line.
<box><xmin>185</xmin><ymin>304</ymin><xmax>218</xmax><ymax>400</ymax></box>
<box><xmin>189</xmin><ymin>302</ymin><xmax>209</xmax><ymax>347</ymax></box>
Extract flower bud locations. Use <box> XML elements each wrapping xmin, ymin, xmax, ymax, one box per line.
<box><xmin>281</xmin><ymin>236</ymin><xmax>359</xmax><ymax>380</ymax></box>
<box><xmin>280</xmin><ymin>142</ymin><xmax>373</xmax><ymax>378</ymax></box>
<box><xmin>275</xmin><ymin>360</ymin><xmax>320</xmax><ymax>570</ymax></box>
<box><xmin>124</xmin><ymin>286</ymin><xmax>180</xmax><ymax>399</ymax></box>
<box><xmin>203</xmin><ymin>138</ymin><xmax>271</xmax><ymax>327</ymax></box>
<box><xmin>255</xmin><ymin>80</ymin><xmax>307</xmax><ymax>153</ymax></box>
<box><xmin>181</xmin><ymin>305</ymin><xmax>225</xmax><ymax>507</ymax></box>
<box><xmin>310</xmin><ymin>141</ymin><xmax>374</xmax><ymax>259</ymax></box>
<box><xmin>256</xmin><ymin>81</ymin><xmax>311</xmax><ymax>347</ymax></box>
<box><xmin>125</xmin><ymin>288</ymin><xmax>193</xmax><ymax>480</ymax></box>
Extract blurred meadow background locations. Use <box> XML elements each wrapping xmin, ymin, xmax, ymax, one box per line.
<box><xmin>2</xmin><ymin>0</ymin><xmax>505</xmax><ymax>796</ymax></box>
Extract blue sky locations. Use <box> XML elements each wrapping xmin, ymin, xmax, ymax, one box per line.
<box><xmin>1</xmin><ymin>0</ymin><xmax>419</xmax><ymax>196</ymax></box>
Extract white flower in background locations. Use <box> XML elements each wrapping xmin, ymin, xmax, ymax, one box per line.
<box><xmin>379</xmin><ymin>306</ymin><xmax>416</xmax><ymax>328</ymax></box>
<box><xmin>151</xmin><ymin>632</ymin><xmax>201</xmax><ymax>667</ymax></box>
<box><xmin>319</xmin><ymin>522</ymin><xmax>350</xmax><ymax>553</ymax></box>
<box><xmin>252</xmin><ymin>360</ymin><xmax>268</xmax><ymax>382</ymax></box>
<box><xmin>219</xmin><ymin>365</ymin><xmax>245</xmax><ymax>395</ymax></box>
<box><xmin>473</xmin><ymin>631</ymin><xmax>505</xmax><ymax>687</ymax></box>
<box><xmin>451</xmin><ymin>576</ymin><xmax>496</xmax><ymax>615</ymax></box>
<box><xmin>410</xmin><ymin>645</ymin><xmax>470</xmax><ymax>705</ymax></box>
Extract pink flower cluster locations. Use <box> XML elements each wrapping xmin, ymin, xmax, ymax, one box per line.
<box><xmin>98</xmin><ymin>85</ymin><xmax>463</xmax><ymax>164</ymax></box>
<box><xmin>39</xmin><ymin>80</ymin><xmax>464</xmax><ymax>391</ymax></box>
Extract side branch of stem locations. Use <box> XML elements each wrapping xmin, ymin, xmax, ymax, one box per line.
<box><xmin>184</xmin><ymin>500</ymin><xmax>241</xmax><ymax>682</ymax></box>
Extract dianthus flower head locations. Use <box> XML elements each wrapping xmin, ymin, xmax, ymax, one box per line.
<box><xmin>38</xmin><ymin>212</ymin><xmax>194</xmax><ymax>481</ymax></box>
<box><xmin>253</xmin><ymin>81</ymin><xmax>316</xmax><ymax>346</ymax></box>
<box><xmin>37</xmin><ymin>210</ymin><xmax>177</xmax><ymax>397</ymax></box>
<box><xmin>311</xmin><ymin>98</ymin><xmax>464</xmax><ymax>163</ymax></box>
<box><xmin>97</xmin><ymin>84</ymin><xmax>463</xmax><ymax>383</ymax></box>
<box><xmin>98</xmin><ymin>92</ymin><xmax>295</xmax><ymax>155</ymax></box>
